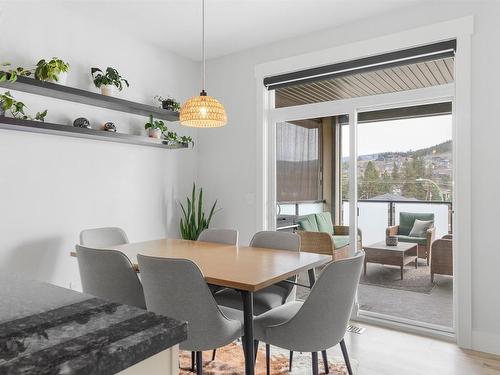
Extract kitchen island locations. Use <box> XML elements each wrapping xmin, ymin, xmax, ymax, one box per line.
<box><xmin>0</xmin><ymin>274</ymin><xmax>187</xmax><ymax>375</ymax></box>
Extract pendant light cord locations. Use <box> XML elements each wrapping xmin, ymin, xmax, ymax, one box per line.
<box><xmin>201</xmin><ymin>0</ymin><xmax>206</xmax><ymax>94</ymax></box>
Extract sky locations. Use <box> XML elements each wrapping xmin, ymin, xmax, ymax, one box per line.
<box><xmin>342</xmin><ymin>114</ymin><xmax>452</xmax><ymax>157</ymax></box>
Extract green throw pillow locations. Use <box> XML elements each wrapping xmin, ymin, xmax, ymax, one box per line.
<box><xmin>409</xmin><ymin>219</ymin><xmax>433</xmax><ymax>237</ymax></box>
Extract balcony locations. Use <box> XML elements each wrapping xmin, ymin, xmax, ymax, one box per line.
<box><xmin>283</xmin><ymin>199</ymin><xmax>453</xmax><ymax>330</ymax></box>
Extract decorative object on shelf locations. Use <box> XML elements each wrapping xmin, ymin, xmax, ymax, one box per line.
<box><xmin>0</xmin><ymin>63</ymin><xmax>33</xmax><ymax>83</ymax></box>
<box><xmin>178</xmin><ymin>135</ymin><xmax>194</xmax><ymax>147</ymax></box>
<box><xmin>0</xmin><ymin>91</ymin><xmax>47</xmax><ymax>121</ymax></box>
<box><xmin>91</xmin><ymin>67</ymin><xmax>129</xmax><ymax>96</ymax></box>
<box><xmin>180</xmin><ymin>0</ymin><xmax>227</xmax><ymax>128</ymax></box>
<box><xmin>154</xmin><ymin>95</ymin><xmax>181</xmax><ymax>112</ymax></box>
<box><xmin>161</xmin><ymin>130</ymin><xmax>194</xmax><ymax>147</ymax></box>
<box><xmin>73</xmin><ymin>117</ymin><xmax>91</xmax><ymax>129</ymax></box>
<box><xmin>386</xmin><ymin>235</ymin><xmax>398</xmax><ymax>246</ymax></box>
<box><xmin>103</xmin><ymin>122</ymin><xmax>117</xmax><ymax>132</ymax></box>
<box><xmin>34</xmin><ymin>57</ymin><xmax>70</xmax><ymax>84</ymax></box>
<box><xmin>144</xmin><ymin>114</ymin><xmax>166</xmax><ymax>139</ymax></box>
<box><xmin>179</xmin><ymin>183</ymin><xmax>218</xmax><ymax>240</ymax></box>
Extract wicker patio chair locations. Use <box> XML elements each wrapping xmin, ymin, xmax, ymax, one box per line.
<box><xmin>430</xmin><ymin>234</ymin><xmax>453</xmax><ymax>282</ymax></box>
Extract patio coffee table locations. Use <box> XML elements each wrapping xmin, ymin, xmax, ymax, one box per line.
<box><xmin>363</xmin><ymin>241</ymin><xmax>418</xmax><ymax>280</ymax></box>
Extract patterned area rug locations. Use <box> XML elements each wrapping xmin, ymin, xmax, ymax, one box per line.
<box><xmin>179</xmin><ymin>342</ymin><xmax>354</xmax><ymax>374</ymax></box>
<box><xmin>359</xmin><ymin>260</ymin><xmax>435</xmax><ymax>294</ymax></box>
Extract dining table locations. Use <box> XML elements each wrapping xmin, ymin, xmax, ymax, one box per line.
<box><xmin>71</xmin><ymin>238</ymin><xmax>332</xmax><ymax>375</ymax></box>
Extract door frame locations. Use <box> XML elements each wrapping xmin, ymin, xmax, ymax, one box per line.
<box><xmin>254</xmin><ymin>17</ymin><xmax>473</xmax><ymax>348</ymax></box>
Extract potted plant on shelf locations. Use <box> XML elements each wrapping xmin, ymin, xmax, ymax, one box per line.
<box><xmin>179</xmin><ymin>183</ymin><xmax>218</xmax><ymax>240</ymax></box>
<box><xmin>34</xmin><ymin>57</ymin><xmax>70</xmax><ymax>84</ymax></box>
<box><xmin>91</xmin><ymin>67</ymin><xmax>129</xmax><ymax>96</ymax></box>
<box><xmin>144</xmin><ymin>114</ymin><xmax>166</xmax><ymax>139</ymax></box>
<box><xmin>0</xmin><ymin>63</ymin><xmax>33</xmax><ymax>83</ymax></box>
<box><xmin>154</xmin><ymin>95</ymin><xmax>181</xmax><ymax>112</ymax></box>
<box><xmin>0</xmin><ymin>91</ymin><xmax>47</xmax><ymax>121</ymax></box>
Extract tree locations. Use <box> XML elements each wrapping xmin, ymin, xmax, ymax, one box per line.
<box><xmin>359</xmin><ymin>161</ymin><xmax>380</xmax><ymax>199</ymax></box>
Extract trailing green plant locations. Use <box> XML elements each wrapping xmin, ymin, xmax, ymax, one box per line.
<box><xmin>0</xmin><ymin>91</ymin><xmax>47</xmax><ymax>121</ymax></box>
<box><xmin>154</xmin><ymin>95</ymin><xmax>181</xmax><ymax>112</ymax></box>
<box><xmin>34</xmin><ymin>57</ymin><xmax>69</xmax><ymax>82</ymax></box>
<box><xmin>0</xmin><ymin>63</ymin><xmax>33</xmax><ymax>83</ymax></box>
<box><xmin>179</xmin><ymin>183</ymin><xmax>218</xmax><ymax>240</ymax></box>
<box><xmin>144</xmin><ymin>114</ymin><xmax>167</xmax><ymax>132</ymax></box>
<box><xmin>178</xmin><ymin>135</ymin><xmax>194</xmax><ymax>146</ymax></box>
<box><xmin>91</xmin><ymin>67</ymin><xmax>129</xmax><ymax>91</ymax></box>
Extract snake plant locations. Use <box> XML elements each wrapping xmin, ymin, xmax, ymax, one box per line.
<box><xmin>179</xmin><ymin>183</ymin><xmax>218</xmax><ymax>240</ymax></box>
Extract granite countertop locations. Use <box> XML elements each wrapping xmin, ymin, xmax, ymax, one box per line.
<box><xmin>0</xmin><ymin>274</ymin><xmax>187</xmax><ymax>375</ymax></box>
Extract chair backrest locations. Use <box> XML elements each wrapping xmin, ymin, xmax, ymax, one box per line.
<box><xmin>75</xmin><ymin>245</ymin><xmax>146</xmax><ymax>309</ymax></box>
<box><xmin>250</xmin><ymin>231</ymin><xmax>300</xmax><ymax>297</ymax></box>
<box><xmin>137</xmin><ymin>255</ymin><xmax>241</xmax><ymax>351</ymax></box>
<box><xmin>80</xmin><ymin>227</ymin><xmax>129</xmax><ymax>247</ymax></box>
<box><xmin>250</xmin><ymin>231</ymin><xmax>300</xmax><ymax>251</ymax></box>
<box><xmin>297</xmin><ymin>212</ymin><xmax>334</xmax><ymax>234</ymax></box>
<box><xmin>398</xmin><ymin>212</ymin><xmax>434</xmax><ymax>235</ymax></box>
<box><xmin>198</xmin><ymin>228</ymin><xmax>238</xmax><ymax>245</ymax></box>
<box><xmin>266</xmin><ymin>251</ymin><xmax>364</xmax><ymax>352</ymax></box>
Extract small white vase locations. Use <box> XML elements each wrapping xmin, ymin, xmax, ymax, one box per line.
<box><xmin>148</xmin><ymin>128</ymin><xmax>161</xmax><ymax>139</ymax></box>
<box><xmin>47</xmin><ymin>71</ymin><xmax>68</xmax><ymax>85</ymax></box>
<box><xmin>100</xmin><ymin>84</ymin><xmax>115</xmax><ymax>96</ymax></box>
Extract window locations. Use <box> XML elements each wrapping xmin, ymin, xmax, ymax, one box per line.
<box><xmin>276</xmin><ymin>119</ymin><xmax>322</xmax><ymax>202</ymax></box>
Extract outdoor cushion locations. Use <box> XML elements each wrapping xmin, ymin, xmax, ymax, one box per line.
<box><xmin>396</xmin><ymin>235</ymin><xmax>427</xmax><ymax>246</ymax></box>
<box><xmin>399</xmin><ymin>212</ymin><xmax>434</xmax><ymax>236</ymax></box>
<box><xmin>409</xmin><ymin>219</ymin><xmax>433</xmax><ymax>237</ymax></box>
<box><xmin>315</xmin><ymin>212</ymin><xmax>334</xmax><ymax>233</ymax></box>
<box><xmin>215</xmin><ymin>284</ymin><xmax>290</xmax><ymax>316</ymax></box>
<box><xmin>333</xmin><ymin>235</ymin><xmax>350</xmax><ymax>249</ymax></box>
<box><xmin>297</xmin><ymin>214</ymin><xmax>319</xmax><ymax>232</ymax></box>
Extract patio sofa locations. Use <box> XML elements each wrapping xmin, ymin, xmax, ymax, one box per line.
<box><xmin>386</xmin><ymin>212</ymin><xmax>436</xmax><ymax>265</ymax></box>
<box><xmin>296</xmin><ymin>212</ymin><xmax>362</xmax><ymax>259</ymax></box>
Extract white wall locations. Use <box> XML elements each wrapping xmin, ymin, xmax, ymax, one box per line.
<box><xmin>197</xmin><ymin>2</ymin><xmax>500</xmax><ymax>355</ymax></box>
<box><xmin>0</xmin><ymin>3</ymin><xmax>199</xmax><ymax>290</ymax></box>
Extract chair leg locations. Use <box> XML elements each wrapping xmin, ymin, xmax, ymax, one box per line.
<box><xmin>312</xmin><ymin>352</ymin><xmax>319</xmax><ymax>375</ymax></box>
<box><xmin>340</xmin><ymin>339</ymin><xmax>353</xmax><ymax>375</ymax></box>
<box><xmin>289</xmin><ymin>351</ymin><xmax>293</xmax><ymax>372</ymax></box>
<box><xmin>212</xmin><ymin>349</ymin><xmax>216</xmax><ymax>361</ymax></box>
<box><xmin>191</xmin><ymin>351</ymin><xmax>195</xmax><ymax>372</ymax></box>
<box><xmin>266</xmin><ymin>344</ymin><xmax>270</xmax><ymax>375</ymax></box>
<box><xmin>322</xmin><ymin>350</ymin><xmax>329</xmax><ymax>374</ymax></box>
<box><xmin>254</xmin><ymin>340</ymin><xmax>259</xmax><ymax>361</ymax></box>
<box><xmin>431</xmin><ymin>272</ymin><xmax>434</xmax><ymax>283</ymax></box>
<box><xmin>196</xmin><ymin>351</ymin><xmax>203</xmax><ymax>375</ymax></box>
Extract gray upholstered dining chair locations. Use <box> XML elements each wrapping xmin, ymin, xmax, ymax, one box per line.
<box><xmin>253</xmin><ymin>251</ymin><xmax>364</xmax><ymax>375</ymax></box>
<box><xmin>80</xmin><ymin>227</ymin><xmax>129</xmax><ymax>247</ymax></box>
<box><xmin>214</xmin><ymin>231</ymin><xmax>301</xmax><ymax>316</ymax></box>
<box><xmin>75</xmin><ymin>245</ymin><xmax>146</xmax><ymax>309</ymax></box>
<box><xmin>137</xmin><ymin>255</ymin><xmax>244</xmax><ymax>375</ymax></box>
<box><xmin>198</xmin><ymin>228</ymin><xmax>239</xmax><ymax>245</ymax></box>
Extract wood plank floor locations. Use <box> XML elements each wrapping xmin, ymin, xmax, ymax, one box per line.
<box><xmin>326</xmin><ymin>323</ymin><xmax>500</xmax><ymax>374</ymax></box>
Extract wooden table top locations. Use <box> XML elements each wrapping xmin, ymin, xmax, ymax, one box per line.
<box><xmin>364</xmin><ymin>241</ymin><xmax>418</xmax><ymax>252</ymax></box>
<box><xmin>71</xmin><ymin>238</ymin><xmax>332</xmax><ymax>292</ymax></box>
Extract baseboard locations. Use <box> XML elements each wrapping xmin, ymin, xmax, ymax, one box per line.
<box><xmin>472</xmin><ymin>330</ymin><xmax>500</xmax><ymax>356</ymax></box>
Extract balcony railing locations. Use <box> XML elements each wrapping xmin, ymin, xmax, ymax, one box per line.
<box><xmin>342</xmin><ymin>199</ymin><xmax>452</xmax><ymax>245</ymax></box>
<box><xmin>277</xmin><ymin>200</ymin><xmax>452</xmax><ymax>245</ymax></box>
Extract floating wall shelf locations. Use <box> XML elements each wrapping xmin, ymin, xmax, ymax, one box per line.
<box><xmin>0</xmin><ymin>76</ymin><xmax>180</xmax><ymax>121</ymax></box>
<box><xmin>0</xmin><ymin>117</ymin><xmax>189</xmax><ymax>149</ymax></box>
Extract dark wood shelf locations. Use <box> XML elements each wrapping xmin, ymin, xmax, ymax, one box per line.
<box><xmin>0</xmin><ymin>116</ymin><xmax>189</xmax><ymax>149</ymax></box>
<box><xmin>0</xmin><ymin>76</ymin><xmax>180</xmax><ymax>121</ymax></box>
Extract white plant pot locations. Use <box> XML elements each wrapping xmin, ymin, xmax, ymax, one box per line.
<box><xmin>100</xmin><ymin>84</ymin><xmax>115</xmax><ymax>96</ymax></box>
<box><xmin>47</xmin><ymin>71</ymin><xmax>68</xmax><ymax>85</ymax></box>
<box><xmin>148</xmin><ymin>128</ymin><xmax>161</xmax><ymax>139</ymax></box>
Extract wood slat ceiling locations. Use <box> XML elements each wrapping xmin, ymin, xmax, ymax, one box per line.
<box><xmin>275</xmin><ymin>57</ymin><xmax>454</xmax><ymax>108</ymax></box>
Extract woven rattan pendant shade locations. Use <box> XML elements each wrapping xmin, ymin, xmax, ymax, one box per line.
<box><xmin>180</xmin><ymin>92</ymin><xmax>227</xmax><ymax>128</ymax></box>
<box><xmin>180</xmin><ymin>0</ymin><xmax>227</xmax><ymax>128</ymax></box>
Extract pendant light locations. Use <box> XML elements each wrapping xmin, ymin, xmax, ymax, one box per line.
<box><xmin>180</xmin><ymin>0</ymin><xmax>227</xmax><ymax>127</ymax></box>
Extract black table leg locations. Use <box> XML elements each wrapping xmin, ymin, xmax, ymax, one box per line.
<box><xmin>241</xmin><ymin>290</ymin><xmax>255</xmax><ymax>375</ymax></box>
<box><xmin>308</xmin><ymin>268</ymin><xmax>317</xmax><ymax>287</ymax></box>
